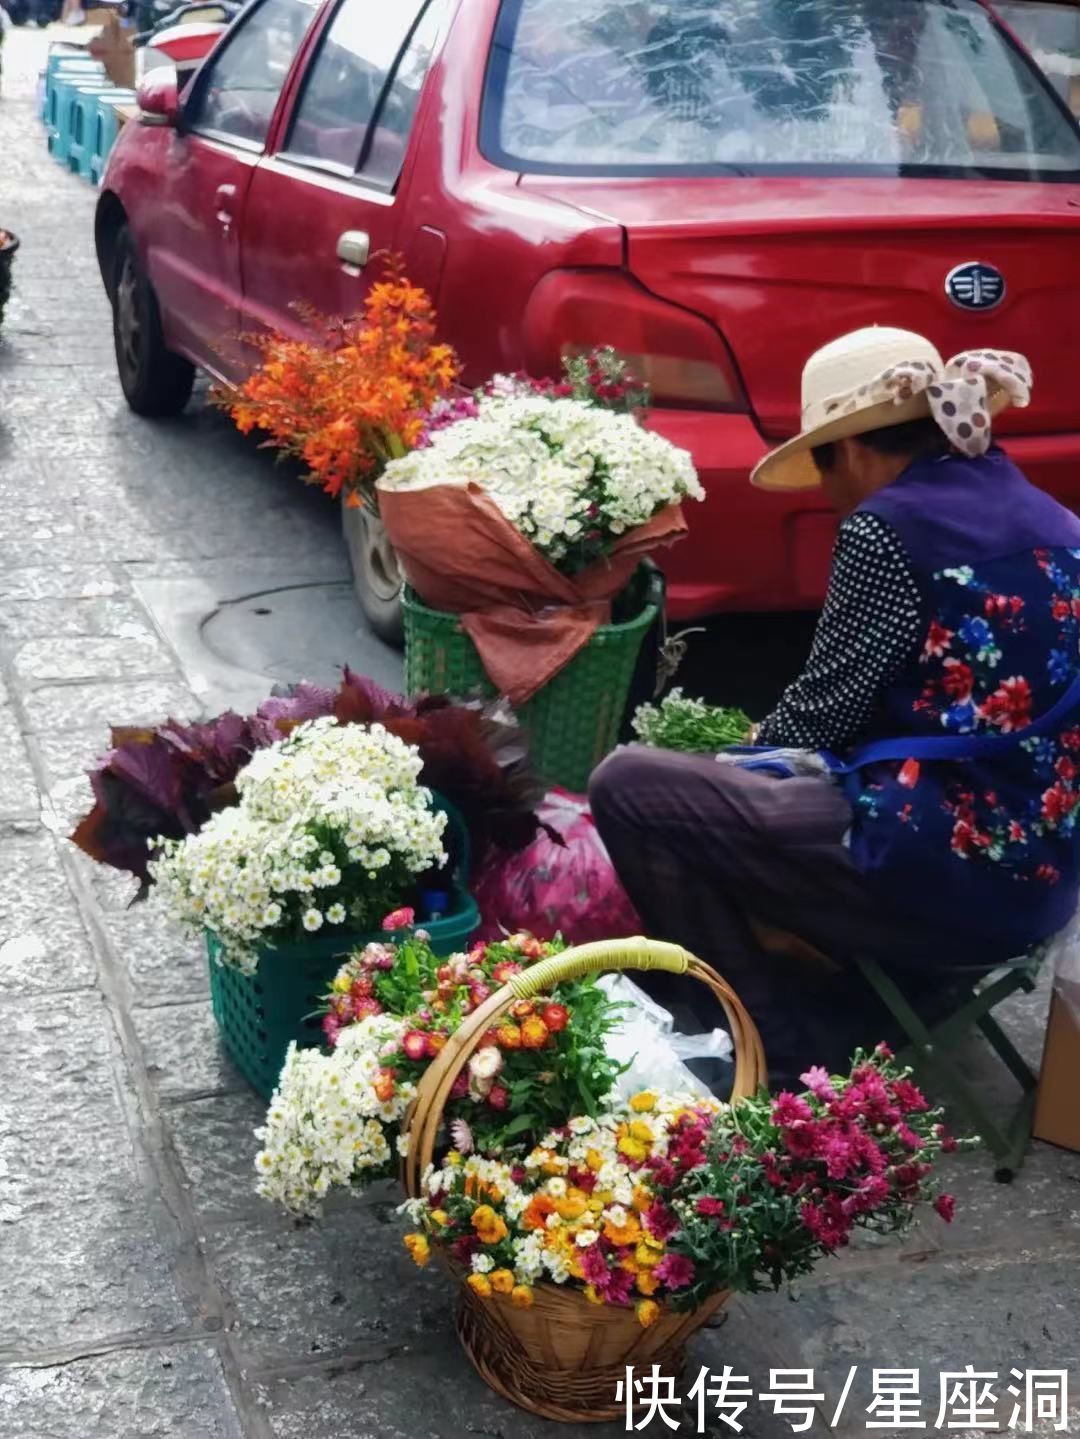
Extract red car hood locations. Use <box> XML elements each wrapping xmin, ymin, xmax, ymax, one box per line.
<box><xmin>520</xmin><ymin>175</ymin><xmax>1080</xmax><ymax>436</ymax></box>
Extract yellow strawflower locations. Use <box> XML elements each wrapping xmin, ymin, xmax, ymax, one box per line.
<box><xmin>467</xmin><ymin>1273</ymin><xmax>493</xmax><ymax>1299</ymax></box>
<box><xmin>403</xmin><ymin>1234</ymin><xmax>430</xmax><ymax>1268</ymax></box>
<box><xmin>629</xmin><ymin>1092</ymin><xmax>657</xmax><ymax>1112</ymax></box>
<box><xmin>490</xmin><ymin>1269</ymin><xmax>515</xmax><ymax>1294</ymax></box>
<box><xmin>511</xmin><ymin>1285</ymin><xmax>535</xmax><ymax>1308</ymax></box>
<box><xmin>636</xmin><ymin>1299</ymin><xmax>661</xmax><ymax>1329</ymax></box>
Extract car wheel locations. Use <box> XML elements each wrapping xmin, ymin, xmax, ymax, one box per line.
<box><xmin>342</xmin><ymin>499</ymin><xmax>404</xmax><ymax>646</ymax></box>
<box><xmin>111</xmin><ymin>225</ymin><xmax>195</xmax><ymax>418</ymax></box>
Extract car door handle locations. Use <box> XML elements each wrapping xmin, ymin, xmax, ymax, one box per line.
<box><xmin>337</xmin><ymin>230</ymin><xmax>370</xmax><ymax>271</ymax></box>
<box><xmin>214</xmin><ymin>183</ymin><xmax>236</xmax><ymax>224</ymax></box>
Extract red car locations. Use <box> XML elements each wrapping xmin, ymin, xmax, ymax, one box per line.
<box><xmin>96</xmin><ymin>0</ymin><xmax>1080</xmax><ymax>636</ymax></box>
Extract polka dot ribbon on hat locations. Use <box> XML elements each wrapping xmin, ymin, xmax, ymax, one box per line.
<box><xmin>879</xmin><ymin>349</ymin><xmax>1032</xmax><ymax>457</ymax></box>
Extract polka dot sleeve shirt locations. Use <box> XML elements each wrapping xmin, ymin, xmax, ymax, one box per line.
<box><xmin>756</xmin><ymin>511</ymin><xmax>925</xmax><ymax>753</ymax></box>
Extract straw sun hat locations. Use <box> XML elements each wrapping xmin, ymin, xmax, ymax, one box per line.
<box><xmin>751</xmin><ymin>326</ymin><xmax>1032</xmax><ymax>493</ymax></box>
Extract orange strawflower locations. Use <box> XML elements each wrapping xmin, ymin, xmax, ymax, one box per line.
<box><xmin>520</xmin><ymin>1015</ymin><xmax>550</xmax><ymax>1049</ymax></box>
<box><xmin>403</xmin><ymin>1233</ymin><xmax>431</xmax><ymax>1268</ymax></box>
<box><xmin>221</xmin><ymin>257</ymin><xmax>460</xmax><ymax>508</ymax></box>
<box><xmin>511</xmin><ymin>1285</ymin><xmax>535</xmax><ymax>1308</ymax></box>
<box><xmin>490</xmin><ymin>1269</ymin><xmax>515</xmax><ymax>1294</ymax></box>
<box><xmin>522</xmin><ymin>1193</ymin><xmax>558</xmax><ymax>1232</ymax></box>
<box><xmin>467</xmin><ymin>1273</ymin><xmax>493</xmax><ymax>1299</ymax></box>
<box><xmin>471</xmin><ymin>1205</ymin><xmax>509</xmax><ymax>1245</ymax></box>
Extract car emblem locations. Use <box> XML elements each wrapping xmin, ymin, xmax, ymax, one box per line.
<box><xmin>945</xmin><ymin>261</ymin><xmax>1006</xmax><ymax>312</ymax></box>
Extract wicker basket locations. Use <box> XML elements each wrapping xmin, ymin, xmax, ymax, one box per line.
<box><xmin>403</xmin><ymin>937</ymin><xmax>767</xmax><ymax>1423</ymax></box>
<box><xmin>402</xmin><ymin>565</ymin><xmax>664</xmax><ymax>794</ymax></box>
<box><xmin>207</xmin><ymin>797</ymin><xmax>478</xmax><ymax>1100</ymax></box>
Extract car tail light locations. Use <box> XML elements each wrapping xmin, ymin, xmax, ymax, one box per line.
<box><xmin>522</xmin><ymin>271</ymin><xmax>748</xmax><ymax>412</ymax></box>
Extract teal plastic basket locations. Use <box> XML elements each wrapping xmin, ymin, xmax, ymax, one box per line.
<box><xmin>206</xmin><ymin>798</ymin><xmax>478</xmax><ymax>1100</ymax></box>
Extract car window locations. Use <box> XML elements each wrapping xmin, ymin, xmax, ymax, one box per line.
<box><xmin>998</xmin><ymin>1</ymin><xmax>1080</xmax><ymax>119</ymax></box>
<box><xmin>285</xmin><ymin>0</ymin><xmax>447</xmax><ymax>181</ymax></box>
<box><xmin>361</xmin><ymin>0</ymin><xmax>452</xmax><ymax>187</ymax></box>
<box><xmin>483</xmin><ymin>0</ymin><xmax>1080</xmax><ymax>179</ymax></box>
<box><xmin>186</xmin><ymin>0</ymin><xmax>320</xmax><ymax>150</ymax></box>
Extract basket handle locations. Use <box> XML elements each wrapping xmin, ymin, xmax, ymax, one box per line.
<box><xmin>402</xmin><ymin>936</ymin><xmax>767</xmax><ymax>1198</ymax></box>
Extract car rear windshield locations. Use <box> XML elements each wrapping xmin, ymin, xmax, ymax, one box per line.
<box><xmin>482</xmin><ymin>0</ymin><xmax>1080</xmax><ymax>179</ymax></box>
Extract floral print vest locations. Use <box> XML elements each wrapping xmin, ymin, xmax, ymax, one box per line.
<box><xmin>847</xmin><ymin>450</ymin><xmax>1080</xmax><ymax>956</ymax></box>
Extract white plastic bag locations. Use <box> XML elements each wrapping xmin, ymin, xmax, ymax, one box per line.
<box><xmin>599</xmin><ymin>973</ymin><xmax>733</xmax><ymax>1101</ymax></box>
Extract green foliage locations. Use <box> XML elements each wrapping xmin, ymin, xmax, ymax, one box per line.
<box><xmin>632</xmin><ymin>688</ymin><xmax>752</xmax><ymax>753</ymax></box>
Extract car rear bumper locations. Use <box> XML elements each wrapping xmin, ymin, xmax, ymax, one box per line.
<box><xmin>648</xmin><ymin>411</ymin><xmax>1080</xmax><ymax>621</ymax></box>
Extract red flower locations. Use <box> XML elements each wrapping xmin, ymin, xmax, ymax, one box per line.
<box><xmin>487</xmin><ymin>1084</ymin><xmax>509</xmax><ymax>1110</ymax></box>
<box><xmin>696</xmin><ymin>1197</ymin><xmax>726</xmax><ymax>1219</ymax></box>
<box><xmin>1052</xmin><ymin>598</ymin><xmax>1071</xmax><ymax>622</ymax></box>
<box><xmin>934</xmin><ymin>1193</ymin><xmax>956</xmax><ymax>1223</ymax></box>
<box><xmin>923</xmin><ymin>619</ymin><xmax>953</xmax><ymax>658</ymax></box>
<box><xmin>1057</xmin><ymin>756</ymin><xmax>1078</xmax><ymax>783</ymax></box>
<box><xmin>1041</xmin><ymin>783</ymin><xmax>1075</xmax><ymax>826</ymax></box>
<box><xmin>402</xmin><ymin>1030</ymin><xmax>429</xmax><ymax>1061</ymax></box>
<box><xmin>890</xmin><ymin>1078</ymin><xmax>929</xmax><ymax>1114</ymax></box>
<box><xmin>644</xmin><ymin>1201</ymin><xmax>680</xmax><ymax>1240</ymax></box>
<box><xmin>772</xmin><ymin>1091</ymin><xmax>814</xmax><ymax>1127</ymax></box>
<box><xmin>1008</xmin><ymin>821</ymin><xmax>1027</xmax><ymax>844</ymax></box>
<box><xmin>800</xmin><ymin>1201</ymin><xmax>850</xmax><ymax>1249</ymax></box>
<box><xmin>980</xmin><ymin>676</ymin><xmax>1033</xmax><ymax>734</ymax></box>
<box><xmin>941</xmin><ymin>658</ymin><xmax>974</xmax><ymax>704</ymax></box>
<box><xmin>381</xmin><ymin>906</ymin><xmax>415</xmax><ymax>931</ymax></box>
<box><xmin>603</xmin><ymin>1267</ymin><xmax>636</xmax><ymax>1306</ymax></box>
<box><xmin>580</xmin><ymin>1243</ymin><xmax>609</xmax><ymax>1287</ymax></box>
<box><xmin>1036</xmin><ymin>863</ymin><xmax>1062</xmax><ymax>884</ymax></box>
<box><xmin>540</xmin><ymin>1003</ymin><xmax>570</xmax><ymax>1033</ymax></box>
<box><xmin>1062</xmin><ymin>727</ymin><xmax>1080</xmax><ymax>752</ymax></box>
<box><xmin>654</xmin><ymin>1253</ymin><xmax>696</xmax><ymax>1290</ymax></box>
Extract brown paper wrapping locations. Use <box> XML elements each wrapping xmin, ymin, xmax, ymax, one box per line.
<box><xmin>377</xmin><ymin>483</ymin><xmax>685</xmax><ymax>706</ymax></box>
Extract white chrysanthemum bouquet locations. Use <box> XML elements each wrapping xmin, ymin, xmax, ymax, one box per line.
<box><xmin>149</xmin><ymin>718</ymin><xmax>446</xmax><ymax>973</ymax></box>
<box><xmin>380</xmin><ymin>393</ymin><xmax>703</xmax><ymax>575</ymax></box>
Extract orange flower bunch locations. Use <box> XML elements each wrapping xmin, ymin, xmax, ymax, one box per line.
<box><xmin>226</xmin><ymin>260</ymin><xmax>459</xmax><ymax>508</ymax></box>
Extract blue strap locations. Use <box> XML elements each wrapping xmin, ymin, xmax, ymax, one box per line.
<box><xmin>839</xmin><ymin>672</ymin><xmax>1080</xmax><ymax>772</ymax></box>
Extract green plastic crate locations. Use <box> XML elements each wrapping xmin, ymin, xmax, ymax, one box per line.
<box><xmin>403</xmin><ymin>564</ymin><xmax>664</xmax><ymax>793</ymax></box>
<box><xmin>206</xmin><ymin>798</ymin><xmax>478</xmax><ymax>1100</ymax></box>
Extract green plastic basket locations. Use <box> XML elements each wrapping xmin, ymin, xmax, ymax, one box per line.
<box><xmin>403</xmin><ymin>564</ymin><xmax>664</xmax><ymax>793</ymax></box>
<box><xmin>206</xmin><ymin>798</ymin><xmax>479</xmax><ymax>1100</ymax></box>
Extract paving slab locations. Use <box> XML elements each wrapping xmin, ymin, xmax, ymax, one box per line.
<box><xmin>21</xmin><ymin>677</ymin><xmax>202</xmax><ymax>732</ymax></box>
<box><xmin>132</xmin><ymin>1000</ymin><xmax>246</xmax><ymax>1101</ymax></box>
<box><xmin>0</xmin><ymin>995</ymin><xmax>186</xmax><ymax>1352</ymax></box>
<box><xmin>0</xmin><ymin>833</ymin><xmax>96</xmax><ymax>996</ymax></box>
<box><xmin>0</xmin><ymin>1342</ymin><xmax>246</xmax><ymax>1439</ymax></box>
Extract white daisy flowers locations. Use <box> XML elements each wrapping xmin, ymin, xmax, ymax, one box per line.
<box><xmin>379</xmin><ymin>394</ymin><xmax>703</xmax><ymax>572</ymax></box>
<box><xmin>149</xmin><ymin>719</ymin><xmax>446</xmax><ymax>973</ymax></box>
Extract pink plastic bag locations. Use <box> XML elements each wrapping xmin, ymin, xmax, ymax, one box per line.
<box><xmin>474</xmin><ymin>790</ymin><xmax>642</xmax><ymax>946</ymax></box>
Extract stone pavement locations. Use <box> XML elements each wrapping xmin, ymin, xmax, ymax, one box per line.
<box><xmin>1</xmin><ymin>27</ymin><xmax>1079</xmax><ymax>1439</ymax></box>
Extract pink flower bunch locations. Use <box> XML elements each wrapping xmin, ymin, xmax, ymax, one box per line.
<box><xmin>417</xmin><ymin>393</ymin><xmax>481</xmax><ymax>445</ymax></box>
<box><xmin>669</xmin><ymin>1047</ymin><xmax>960</xmax><ymax>1299</ymax></box>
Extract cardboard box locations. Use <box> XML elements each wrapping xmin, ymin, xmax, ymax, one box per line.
<box><xmin>1034</xmin><ymin>990</ymin><xmax>1080</xmax><ymax>1154</ymax></box>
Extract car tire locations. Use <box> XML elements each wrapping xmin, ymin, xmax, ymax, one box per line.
<box><xmin>111</xmin><ymin>225</ymin><xmax>195</xmax><ymax>418</ymax></box>
<box><xmin>342</xmin><ymin>498</ymin><xmax>405</xmax><ymax>647</ymax></box>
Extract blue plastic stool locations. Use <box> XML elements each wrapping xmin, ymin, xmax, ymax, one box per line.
<box><xmin>50</xmin><ymin>79</ymin><xmax>116</xmax><ymax>168</ymax></box>
<box><xmin>42</xmin><ymin>58</ymin><xmax>104</xmax><ymax>128</ymax></box>
<box><xmin>89</xmin><ymin>89</ymin><xmax>136</xmax><ymax>184</ymax></box>
<box><xmin>70</xmin><ymin>86</ymin><xmax>130</xmax><ymax>179</ymax></box>
<box><xmin>41</xmin><ymin>53</ymin><xmax>101</xmax><ymax>119</ymax></box>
